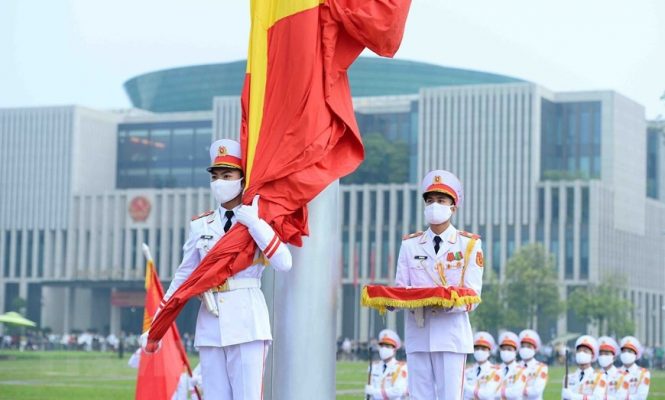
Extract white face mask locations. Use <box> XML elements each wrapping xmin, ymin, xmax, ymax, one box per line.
<box><xmin>500</xmin><ymin>350</ymin><xmax>516</xmax><ymax>363</ymax></box>
<box><xmin>379</xmin><ymin>347</ymin><xmax>395</xmax><ymax>361</ymax></box>
<box><xmin>620</xmin><ymin>352</ymin><xmax>636</xmax><ymax>366</ymax></box>
<box><xmin>474</xmin><ymin>349</ymin><xmax>490</xmax><ymax>363</ymax></box>
<box><xmin>575</xmin><ymin>351</ymin><xmax>592</xmax><ymax>365</ymax></box>
<box><xmin>424</xmin><ymin>203</ymin><xmax>453</xmax><ymax>225</ymax></box>
<box><xmin>210</xmin><ymin>178</ymin><xmax>242</xmax><ymax>205</ymax></box>
<box><xmin>519</xmin><ymin>347</ymin><xmax>535</xmax><ymax>361</ymax></box>
<box><xmin>598</xmin><ymin>355</ymin><xmax>614</xmax><ymax>368</ymax></box>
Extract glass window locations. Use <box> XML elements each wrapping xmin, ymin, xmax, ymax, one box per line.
<box><xmin>150</xmin><ymin>129</ymin><xmax>171</xmax><ymax>164</ymax></box>
<box><xmin>565</xmin><ymin>225</ymin><xmax>574</xmax><ymax>280</ymax></box>
<box><xmin>172</xmin><ymin>129</ymin><xmax>195</xmax><ymax>162</ymax></box>
<box><xmin>15</xmin><ymin>231</ymin><xmax>22</xmax><ymax>277</ymax></box>
<box><xmin>4</xmin><ymin>231</ymin><xmax>11</xmax><ymax>277</ymax></box>
<box><xmin>492</xmin><ymin>225</ymin><xmax>501</xmax><ymax>277</ymax></box>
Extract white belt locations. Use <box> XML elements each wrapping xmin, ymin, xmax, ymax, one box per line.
<box><xmin>212</xmin><ymin>278</ymin><xmax>261</xmax><ymax>293</ymax></box>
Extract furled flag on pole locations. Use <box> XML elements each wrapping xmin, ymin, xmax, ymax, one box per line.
<box><xmin>136</xmin><ymin>244</ymin><xmax>196</xmax><ymax>400</ymax></box>
<box><xmin>148</xmin><ymin>0</ymin><xmax>412</xmax><ymax>343</ymax></box>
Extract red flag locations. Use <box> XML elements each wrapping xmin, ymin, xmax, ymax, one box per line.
<box><xmin>149</xmin><ymin>0</ymin><xmax>411</xmax><ymax>342</ymax></box>
<box><xmin>136</xmin><ymin>253</ymin><xmax>193</xmax><ymax>400</ymax></box>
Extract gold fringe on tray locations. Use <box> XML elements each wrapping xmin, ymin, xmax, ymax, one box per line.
<box><xmin>361</xmin><ymin>287</ymin><xmax>481</xmax><ymax>314</ymax></box>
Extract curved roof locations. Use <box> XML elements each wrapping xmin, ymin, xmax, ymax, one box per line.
<box><xmin>124</xmin><ymin>58</ymin><xmax>525</xmax><ymax>113</ymax></box>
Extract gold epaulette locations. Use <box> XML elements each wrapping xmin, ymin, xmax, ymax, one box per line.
<box><xmin>402</xmin><ymin>231</ymin><xmax>424</xmax><ymax>241</ymax></box>
<box><xmin>191</xmin><ymin>210</ymin><xmax>214</xmax><ymax>221</ymax></box>
<box><xmin>458</xmin><ymin>230</ymin><xmax>481</xmax><ymax>240</ymax></box>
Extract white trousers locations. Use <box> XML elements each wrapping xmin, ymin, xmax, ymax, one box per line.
<box><xmin>199</xmin><ymin>340</ymin><xmax>269</xmax><ymax>400</ymax></box>
<box><xmin>407</xmin><ymin>351</ymin><xmax>467</xmax><ymax>400</ymax></box>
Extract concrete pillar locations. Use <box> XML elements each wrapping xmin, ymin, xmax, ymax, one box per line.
<box><xmin>264</xmin><ymin>182</ymin><xmax>340</xmax><ymax>399</ymax></box>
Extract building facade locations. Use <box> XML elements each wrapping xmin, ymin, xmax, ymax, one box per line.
<box><xmin>1</xmin><ymin>59</ymin><xmax>662</xmax><ymax>347</ymax></box>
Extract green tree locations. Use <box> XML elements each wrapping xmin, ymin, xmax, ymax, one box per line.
<box><xmin>504</xmin><ymin>244</ymin><xmax>565</xmax><ymax>334</ymax></box>
<box><xmin>470</xmin><ymin>275</ymin><xmax>520</xmax><ymax>336</ymax></box>
<box><xmin>342</xmin><ymin>133</ymin><xmax>408</xmax><ymax>184</ymax></box>
<box><xmin>568</xmin><ymin>276</ymin><xmax>635</xmax><ymax>337</ymax></box>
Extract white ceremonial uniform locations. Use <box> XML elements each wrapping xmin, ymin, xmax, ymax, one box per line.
<box><xmin>520</xmin><ymin>358</ymin><xmax>548</xmax><ymax>400</ymax></box>
<box><xmin>496</xmin><ymin>362</ymin><xmax>527</xmax><ymax>400</ymax></box>
<box><xmin>163</xmin><ymin>206</ymin><xmax>291</xmax><ymax>400</ymax></box>
<box><xmin>613</xmin><ymin>364</ymin><xmax>650</xmax><ymax>400</ymax></box>
<box><xmin>592</xmin><ymin>365</ymin><xmax>620</xmax><ymax>399</ymax></box>
<box><xmin>563</xmin><ymin>367</ymin><xmax>604</xmax><ymax>400</ymax></box>
<box><xmin>395</xmin><ymin>224</ymin><xmax>484</xmax><ymax>400</ymax></box>
<box><xmin>463</xmin><ymin>362</ymin><xmax>500</xmax><ymax>400</ymax></box>
<box><xmin>367</xmin><ymin>358</ymin><xmax>409</xmax><ymax>400</ymax></box>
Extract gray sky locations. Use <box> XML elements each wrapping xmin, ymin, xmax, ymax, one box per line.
<box><xmin>1</xmin><ymin>0</ymin><xmax>664</xmax><ymax>118</ymax></box>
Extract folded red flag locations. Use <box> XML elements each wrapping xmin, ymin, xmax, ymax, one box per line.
<box><xmin>361</xmin><ymin>285</ymin><xmax>481</xmax><ymax>314</ymax></box>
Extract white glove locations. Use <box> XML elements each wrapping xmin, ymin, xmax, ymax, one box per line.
<box><xmin>140</xmin><ymin>331</ymin><xmax>162</xmax><ymax>354</ymax></box>
<box><xmin>561</xmin><ymin>388</ymin><xmax>572</xmax><ymax>400</ymax></box>
<box><xmin>365</xmin><ymin>384</ymin><xmax>378</xmax><ymax>396</ymax></box>
<box><xmin>235</xmin><ymin>195</ymin><xmax>261</xmax><ymax>228</ymax></box>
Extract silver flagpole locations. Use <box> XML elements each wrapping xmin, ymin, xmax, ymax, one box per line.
<box><xmin>263</xmin><ymin>181</ymin><xmax>340</xmax><ymax>399</ymax></box>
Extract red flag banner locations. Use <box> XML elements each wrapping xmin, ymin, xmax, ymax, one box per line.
<box><xmin>136</xmin><ymin>258</ymin><xmax>192</xmax><ymax>400</ymax></box>
<box><xmin>149</xmin><ymin>0</ymin><xmax>411</xmax><ymax>342</ymax></box>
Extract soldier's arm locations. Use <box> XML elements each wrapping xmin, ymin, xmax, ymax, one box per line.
<box><xmin>462</xmin><ymin>367</ymin><xmax>475</xmax><ymax>400</ymax></box>
<box><xmin>247</xmin><ymin>219</ymin><xmax>292</xmax><ymax>271</ymax></box>
<box><xmin>501</xmin><ymin>373</ymin><xmax>527</xmax><ymax>400</ymax></box>
<box><xmin>394</xmin><ymin>245</ymin><xmax>410</xmax><ymax>287</ymax></box>
<box><xmin>237</xmin><ymin>195</ymin><xmax>292</xmax><ymax>271</ymax></box>
<box><xmin>635</xmin><ymin>370</ymin><xmax>650</xmax><ymax>400</ymax></box>
<box><xmin>475</xmin><ymin>373</ymin><xmax>501</xmax><ymax>400</ymax></box>
<box><xmin>163</xmin><ymin>222</ymin><xmax>202</xmax><ymax>302</ymax></box>
<box><xmin>381</xmin><ymin>365</ymin><xmax>408</xmax><ymax>399</ymax></box>
<box><xmin>524</xmin><ymin>365</ymin><xmax>548</xmax><ymax>398</ymax></box>
<box><xmin>444</xmin><ymin>239</ymin><xmax>483</xmax><ymax>313</ymax></box>
<box><xmin>592</xmin><ymin>374</ymin><xmax>613</xmax><ymax>400</ymax></box>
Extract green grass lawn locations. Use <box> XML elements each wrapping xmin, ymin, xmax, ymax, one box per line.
<box><xmin>0</xmin><ymin>351</ymin><xmax>663</xmax><ymax>399</ymax></box>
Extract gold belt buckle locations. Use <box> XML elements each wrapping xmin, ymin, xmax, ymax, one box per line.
<box><xmin>215</xmin><ymin>281</ymin><xmax>230</xmax><ymax>293</ymax></box>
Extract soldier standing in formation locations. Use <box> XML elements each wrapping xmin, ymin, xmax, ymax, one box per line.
<box><xmin>395</xmin><ymin>170</ymin><xmax>484</xmax><ymax>400</ymax></box>
<box><xmin>365</xmin><ymin>329</ymin><xmax>409</xmax><ymax>400</ymax></box>
<box><xmin>517</xmin><ymin>329</ymin><xmax>549</xmax><ymax>399</ymax></box>
<box><xmin>593</xmin><ymin>336</ymin><xmax>621</xmax><ymax>399</ymax></box>
<box><xmin>464</xmin><ymin>332</ymin><xmax>500</xmax><ymax>400</ymax></box>
<box><xmin>143</xmin><ymin>139</ymin><xmax>292</xmax><ymax>400</ymax></box>
<box><xmin>615</xmin><ymin>336</ymin><xmax>650</xmax><ymax>399</ymax></box>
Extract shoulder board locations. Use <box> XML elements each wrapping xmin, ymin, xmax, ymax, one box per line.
<box><xmin>402</xmin><ymin>231</ymin><xmax>424</xmax><ymax>240</ymax></box>
<box><xmin>191</xmin><ymin>210</ymin><xmax>214</xmax><ymax>221</ymax></box>
<box><xmin>458</xmin><ymin>230</ymin><xmax>481</xmax><ymax>240</ymax></box>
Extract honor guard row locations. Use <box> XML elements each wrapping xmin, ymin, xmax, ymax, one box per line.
<box><xmin>562</xmin><ymin>335</ymin><xmax>650</xmax><ymax>400</ymax></box>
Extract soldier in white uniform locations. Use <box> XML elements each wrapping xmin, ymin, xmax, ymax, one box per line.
<box><xmin>614</xmin><ymin>336</ymin><xmax>650</xmax><ymax>400</ymax></box>
<box><xmin>395</xmin><ymin>170</ymin><xmax>484</xmax><ymax>400</ymax></box>
<box><xmin>464</xmin><ymin>331</ymin><xmax>500</xmax><ymax>400</ymax></box>
<box><xmin>562</xmin><ymin>335</ymin><xmax>603</xmax><ymax>400</ymax></box>
<box><xmin>517</xmin><ymin>329</ymin><xmax>548</xmax><ymax>400</ymax></box>
<box><xmin>593</xmin><ymin>336</ymin><xmax>621</xmax><ymax>399</ymax></box>
<box><xmin>365</xmin><ymin>329</ymin><xmax>409</xmax><ymax>400</ymax></box>
<box><xmin>143</xmin><ymin>139</ymin><xmax>292</xmax><ymax>400</ymax></box>
<box><xmin>496</xmin><ymin>331</ymin><xmax>527</xmax><ymax>400</ymax></box>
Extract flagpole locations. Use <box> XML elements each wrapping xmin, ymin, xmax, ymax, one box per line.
<box><xmin>265</xmin><ymin>181</ymin><xmax>340</xmax><ymax>399</ymax></box>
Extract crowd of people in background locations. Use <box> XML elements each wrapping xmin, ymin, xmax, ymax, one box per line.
<box><xmin>0</xmin><ymin>330</ymin><xmax>198</xmax><ymax>355</ymax></box>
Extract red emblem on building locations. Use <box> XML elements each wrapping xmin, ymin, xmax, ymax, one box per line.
<box><xmin>129</xmin><ymin>196</ymin><xmax>151</xmax><ymax>222</ymax></box>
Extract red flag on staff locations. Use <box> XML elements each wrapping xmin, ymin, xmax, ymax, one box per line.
<box><xmin>136</xmin><ymin>245</ymin><xmax>195</xmax><ymax>400</ymax></box>
<box><xmin>149</xmin><ymin>0</ymin><xmax>412</xmax><ymax>343</ymax></box>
